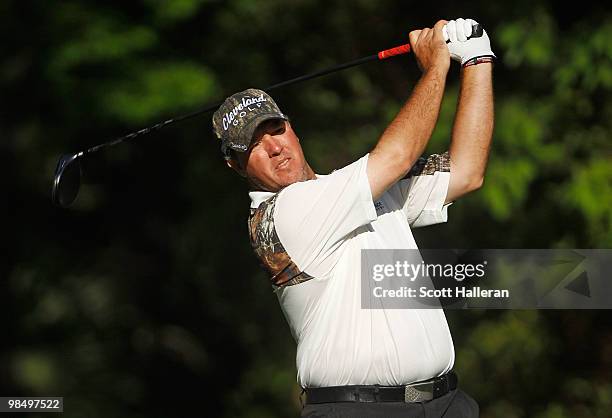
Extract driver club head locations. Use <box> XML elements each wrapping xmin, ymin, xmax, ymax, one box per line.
<box><xmin>52</xmin><ymin>153</ymin><xmax>82</xmax><ymax>208</ymax></box>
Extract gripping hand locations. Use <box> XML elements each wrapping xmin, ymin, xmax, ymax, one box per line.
<box><xmin>443</xmin><ymin>18</ymin><xmax>496</xmax><ymax>66</ymax></box>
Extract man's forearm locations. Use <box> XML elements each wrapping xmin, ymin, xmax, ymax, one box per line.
<box><xmin>367</xmin><ymin>20</ymin><xmax>450</xmax><ymax>200</ymax></box>
<box><xmin>449</xmin><ymin>63</ymin><xmax>494</xmax><ymax>187</ymax></box>
<box><xmin>373</xmin><ymin>66</ymin><xmax>448</xmax><ymax>174</ymax></box>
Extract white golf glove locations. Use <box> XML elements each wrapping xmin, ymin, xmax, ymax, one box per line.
<box><xmin>443</xmin><ymin>18</ymin><xmax>496</xmax><ymax>66</ymax></box>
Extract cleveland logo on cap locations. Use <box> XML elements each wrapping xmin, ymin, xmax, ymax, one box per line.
<box><xmin>212</xmin><ymin>88</ymin><xmax>287</xmax><ymax>156</ymax></box>
<box><xmin>222</xmin><ymin>94</ymin><xmax>268</xmax><ymax>130</ymax></box>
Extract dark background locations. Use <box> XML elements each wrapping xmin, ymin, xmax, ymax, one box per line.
<box><xmin>2</xmin><ymin>1</ymin><xmax>611</xmax><ymax>417</ymax></box>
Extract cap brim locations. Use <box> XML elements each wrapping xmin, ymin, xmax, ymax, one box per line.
<box><xmin>227</xmin><ymin>112</ymin><xmax>288</xmax><ymax>153</ymax></box>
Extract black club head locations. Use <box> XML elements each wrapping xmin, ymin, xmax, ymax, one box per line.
<box><xmin>52</xmin><ymin>153</ymin><xmax>82</xmax><ymax>208</ymax></box>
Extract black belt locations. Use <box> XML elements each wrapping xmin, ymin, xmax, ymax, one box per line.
<box><xmin>304</xmin><ymin>371</ymin><xmax>458</xmax><ymax>404</ymax></box>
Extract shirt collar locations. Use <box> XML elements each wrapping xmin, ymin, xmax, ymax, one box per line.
<box><xmin>248</xmin><ymin>174</ymin><xmax>325</xmax><ymax>209</ymax></box>
<box><xmin>249</xmin><ymin>190</ymin><xmax>276</xmax><ymax>209</ymax></box>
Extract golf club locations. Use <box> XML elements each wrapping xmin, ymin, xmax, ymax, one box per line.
<box><xmin>52</xmin><ymin>23</ymin><xmax>483</xmax><ymax>208</ymax></box>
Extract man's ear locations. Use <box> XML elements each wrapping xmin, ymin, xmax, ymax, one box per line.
<box><xmin>226</xmin><ymin>158</ymin><xmax>247</xmax><ymax>178</ymax></box>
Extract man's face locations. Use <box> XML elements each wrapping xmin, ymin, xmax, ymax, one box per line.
<box><xmin>230</xmin><ymin>119</ymin><xmax>313</xmax><ymax>192</ymax></box>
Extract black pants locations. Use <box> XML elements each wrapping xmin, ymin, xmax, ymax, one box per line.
<box><xmin>300</xmin><ymin>389</ymin><xmax>479</xmax><ymax>418</ymax></box>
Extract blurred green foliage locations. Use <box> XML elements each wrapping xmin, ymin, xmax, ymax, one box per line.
<box><xmin>1</xmin><ymin>1</ymin><xmax>611</xmax><ymax>417</ymax></box>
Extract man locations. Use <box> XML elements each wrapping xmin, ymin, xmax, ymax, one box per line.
<box><xmin>213</xmin><ymin>18</ymin><xmax>494</xmax><ymax>418</ymax></box>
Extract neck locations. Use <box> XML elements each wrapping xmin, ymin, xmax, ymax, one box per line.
<box><xmin>248</xmin><ymin>163</ymin><xmax>317</xmax><ymax>193</ymax></box>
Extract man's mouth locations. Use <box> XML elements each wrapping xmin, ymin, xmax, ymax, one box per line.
<box><xmin>277</xmin><ymin>157</ymin><xmax>291</xmax><ymax>170</ymax></box>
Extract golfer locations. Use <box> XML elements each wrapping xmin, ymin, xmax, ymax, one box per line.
<box><xmin>213</xmin><ymin>18</ymin><xmax>494</xmax><ymax>418</ymax></box>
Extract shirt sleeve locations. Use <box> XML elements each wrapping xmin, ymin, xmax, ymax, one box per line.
<box><xmin>387</xmin><ymin>151</ymin><xmax>453</xmax><ymax>228</ymax></box>
<box><xmin>274</xmin><ymin>154</ymin><xmax>377</xmax><ymax>274</ymax></box>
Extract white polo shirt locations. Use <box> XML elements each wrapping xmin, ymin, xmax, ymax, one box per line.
<box><xmin>248</xmin><ymin>153</ymin><xmax>455</xmax><ymax>388</ymax></box>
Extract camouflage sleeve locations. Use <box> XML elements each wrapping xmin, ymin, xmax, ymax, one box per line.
<box><xmin>248</xmin><ymin>194</ymin><xmax>313</xmax><ymax>290</ymax></box>
<box><xmin>391</xmin><ymin>151</ymin><xmax>452</xmax><ymax>228</ymax></box>
<box><xmin>403</xmin><ymin>151</ymin><xmax>451</xmax><ymax>178</ymax></box>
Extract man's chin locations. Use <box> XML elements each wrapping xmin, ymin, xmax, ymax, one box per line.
<box><xmin>279</xmin><ymin>171</ymin><xmax>310</xmax><ymax>188</ymax></box>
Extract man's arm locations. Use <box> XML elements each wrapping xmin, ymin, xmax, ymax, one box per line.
<box><xmin>368</xmin><ymin>20</ymin><xmax>450</xmax><ymax>201</ymax></box>
<box><xmin>445</xmin><ymin>63</ymin><xmax>494</xmax><ymax>204</ymax></box>
<box><xmin>444</xmin><ymin>19</ymin><xmax>495</xmax><ymax>204</ymax></box>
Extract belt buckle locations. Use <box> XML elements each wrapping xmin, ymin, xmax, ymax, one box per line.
<box><xmin>404</xmin><ymin>382</ymin><xmax>434</xmax><ymax>403</ymax></box>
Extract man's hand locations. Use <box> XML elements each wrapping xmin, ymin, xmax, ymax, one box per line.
<box><xmin>443</xmin><ymin>18</ymin><xmax>496</xmax><ymax>65</ymax></box>
<box><xmin>409</xmin><ymin>20</ymin><xmax>450</xmax><ymax>73</ymax></box>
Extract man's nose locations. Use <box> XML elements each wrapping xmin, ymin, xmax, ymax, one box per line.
<box><xmin>262</xmin><ymin>135</ymin><xmax>283</xmax><ymax>156</ymax></box>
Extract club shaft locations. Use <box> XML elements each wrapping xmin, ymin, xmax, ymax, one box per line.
<box><xmin>265</xmin><ymin>54</ymin><xmax>377</xmax><ymax>92</ymax></box>
<box><xmin>82</xmin><ymin>44</ymin><xmax>411</xmax><ymax>156</ymax></box>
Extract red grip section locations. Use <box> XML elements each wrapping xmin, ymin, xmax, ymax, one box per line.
<box><xmin>377</xmin><ymin>43</ymin><xmax>411</xmax><ymax>60</ymax></box>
